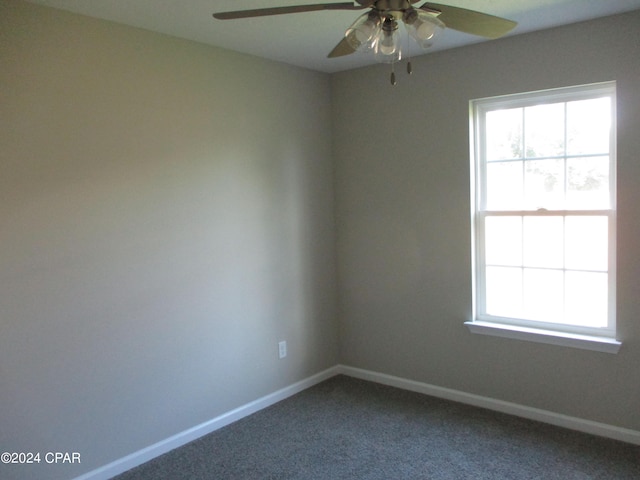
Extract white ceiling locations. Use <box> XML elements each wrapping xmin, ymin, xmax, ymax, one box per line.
<box><xmin>25</xmin><ymin>0</ymin><xmax>640</xmax><ymax>73</ymax></box>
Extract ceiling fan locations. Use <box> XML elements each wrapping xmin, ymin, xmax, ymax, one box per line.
<box><xmin>213</xmin><ymin>1</ymin><xmax>517</xmax><ymax>85</ymax></box>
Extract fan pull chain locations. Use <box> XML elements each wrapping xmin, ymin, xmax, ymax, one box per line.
<box><xmin>390</xmin><ymin>62</ymin><xmax>397</xmax><ymax>86</ymax></box>
<box><xmin>406</xmin><ymin>31</ymin><xmax>413</xmax><ymax>75</ymax></box>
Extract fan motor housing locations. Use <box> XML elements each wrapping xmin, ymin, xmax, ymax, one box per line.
<box><xmin>373</xmin><ymin>0</ymin><xmax>418</xmax><ymax>12</ymax></box>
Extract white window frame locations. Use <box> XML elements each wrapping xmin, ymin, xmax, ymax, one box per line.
<box><xmin>466</xmin><ymin>82</ymin><xmax>620</xmax><ymax>354</ymax></box>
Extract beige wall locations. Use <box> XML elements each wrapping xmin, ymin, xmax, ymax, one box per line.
<box><xmin>333</xmin><ymin>10</ymin><xmax>640</xmax><ymax>432</ymax></box>
<box><xmin>0</xmin><ymin>1</ymin><xmax>338</xmax><ymax>479</ymax></box>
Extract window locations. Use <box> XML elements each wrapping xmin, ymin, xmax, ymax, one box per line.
<box><xmin>467</xmin><ymin>82</ymin><xmax>620</xmax><ymax>353</ymax></box>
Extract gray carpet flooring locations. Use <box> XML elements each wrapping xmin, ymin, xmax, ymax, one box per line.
<box><xmin>113</xmin><ymin>375</ymin><xmax>640</xmax><ymax>479</ymax></box>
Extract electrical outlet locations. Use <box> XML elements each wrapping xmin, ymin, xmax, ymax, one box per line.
<box><xmin>278</xmin><ymin>341</ymin><xmax>287</xmax><ymax>359</ymax></box>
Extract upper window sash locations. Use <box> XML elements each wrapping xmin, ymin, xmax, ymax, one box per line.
<box><xmin>472</xmin><ymin>82</ymin><xmax>616</xmax><ymax>214</ymax></box>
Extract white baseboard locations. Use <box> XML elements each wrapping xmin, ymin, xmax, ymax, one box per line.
<box><xmin>75</xmin><ymin>363</ymin><xmax>639</xmax><ymax>480</ymax></box>
<box><xmin>73</xmin><ymin>366</ymin><xmax>340</xmax><ymax>480</ymax></box>
<box><xmin>336</xmin><ymin>364</ymin><xmax>640</xmax><ymax>446</ymax></box>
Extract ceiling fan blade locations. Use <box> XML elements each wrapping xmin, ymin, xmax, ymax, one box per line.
<box><xmin>327</xmin><ymin>37</ymin><xmax>357</xmax><ymax>58</ymax></box>
<box><xmin>420</xmin><ymin>2</ymin><xmax>516</xmax><ymax>39</ymax></box>
<box><xmin>213</xmin><ymin>3</ymin><xmax>365</xmax><ymax>20</ymax></box>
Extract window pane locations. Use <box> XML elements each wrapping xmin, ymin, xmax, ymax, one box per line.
<box><xmin>567</xmin><ymin>97</ymin><xmax>611</xmax><ymax>156</ymax></box>
<box><xmin>523</xmin><ymin>268</ymin><xmax>563</xmax><ymax>323</ymax></box>
<box><xmin>524</xmin><ymin>103</ymin><xmax>565</xmax><ymax>158</ymax></box>
<box><xmin>486</xmin><ymin>266</ymin><xmax>522</xmax><ymax>318</ymax></box>
<box><xmin>565</xmin><ymin>216</ymin><xmax>608</xmax><ymax>271</ymax></box>
<box><xmin>486</xmin><ymin>161</ymin><xmax>522</xmax><ymax>209</ymax></box>
<box><xmin>485</xmin><ymin>216</ymin><xmax>522</xmax><ymax>266</ymax></box>
<box><xmin>566</xmin><ymin>156</ymin><xmax>610</xmax><ymax>209</ymax></box>
<box><xmin>486</xmin><ymin>108</ymin><xmax>523</xmax><ymax>161</ymax></box>
<box><xmin>524</xmin><ymin>159</ymin><xmax>564</xmax><ymax>209</ymax></box>
<box><xmin>565</xmin><ymin>271</ymin><xmax>608</xmax><ymax>327</ymax></box>
<box><xmin>523</xmin><ymin>216</ymin><xmax>564</xmax><ymax>269</ymax></box>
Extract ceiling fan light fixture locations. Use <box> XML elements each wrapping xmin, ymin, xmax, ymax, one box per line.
<box><xmin>213</xmin><ymin>2</ymin><xmax>517</xmax><ymax>85</ymax></box>
<box><xmin>374</xmin><ymin>16</ymin><xmax>401</xmax><ymax>64</ymax></box>
<box><xmin>345</xmin><ymin>11</ymin><xmax>382</xmax><ymax>52</ymax></box>
<box><xmin>403</xmin><ymin>9</ymin><xmax>445</xmax><ymax>49</ymax></box>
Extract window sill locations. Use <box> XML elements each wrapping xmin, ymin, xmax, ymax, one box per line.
<box><xmin>464</xmin><ymin>321</ymin><xmax>621</xmax><ymax>354</ymax></box>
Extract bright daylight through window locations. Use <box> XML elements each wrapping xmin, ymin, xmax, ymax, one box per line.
<box><xmin>468</xmin><ymin>82</ymin><xmax>619</xmax><ymax>352</ymax></box>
